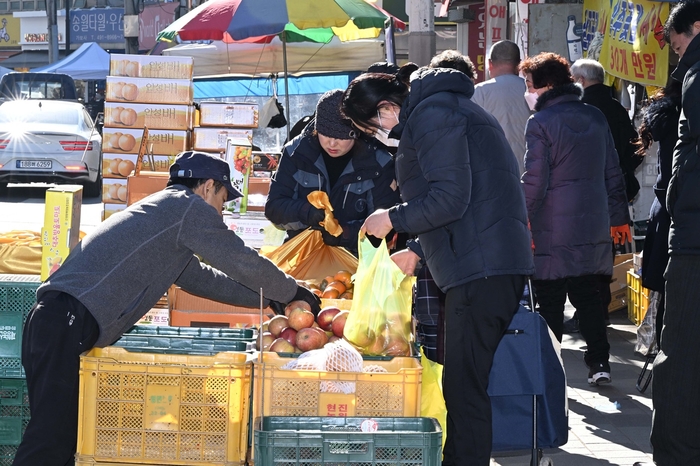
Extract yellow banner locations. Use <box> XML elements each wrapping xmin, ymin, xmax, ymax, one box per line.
<box><xmin>0</xmin><ymin>15</ymin><xmax>20</xmax><ymax>48</ymax></box>
<box><xmin>583</xmin><ymin>0</ymin><xmax>669</xmax><ymax>86</ymax></box>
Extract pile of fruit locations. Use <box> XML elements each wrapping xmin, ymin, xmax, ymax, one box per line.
<box><xmin>303</xmin><ymin>270</ymin><xmax>353</xmax><ymax>300</ymax></box>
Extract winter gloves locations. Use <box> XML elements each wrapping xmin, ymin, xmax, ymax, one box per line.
<box><xmin>269</xmin><ymin>285</ymin><xmax>322</xmax><ymax>316</ymax></box>
<box><xmin>610</xmin><ymin>224</ymin><xmax>631</xmax><ymax>245</ymax></box>
<box><xmin>300</xmin><ymin>202</ymin><xmax>325</xmax><ymax>227</ymax></box>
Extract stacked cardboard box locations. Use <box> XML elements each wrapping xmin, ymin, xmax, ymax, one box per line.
<box><xmin>101</xmin><ymin>54</ymin><xmax>195</xmax><ymax>220</ymax></box>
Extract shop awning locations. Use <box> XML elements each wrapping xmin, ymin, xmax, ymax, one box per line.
<box><xmin>1</xmin><ymin>50</ymin><xmax>68</xmax><ymax>70</ymax></box>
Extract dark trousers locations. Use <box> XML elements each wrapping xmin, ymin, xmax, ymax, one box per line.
<box><xmin>651</xmin><ymin>256</ymin><xmax>700</xmax><ymax>466</ymax></box>
<box><xmin>12</xmin><ymin>291</ymin><xmax>99</xmax><ymax>466</ymax></box>
<box><xmin>533</xmin><ymin>275</ymin><xmax>610</xmax><ymax>366</ymax></box>
<box><xmin>441</xmin><ymin>274</ymin><xmax>525</xmax><ymax>466</ymax></box>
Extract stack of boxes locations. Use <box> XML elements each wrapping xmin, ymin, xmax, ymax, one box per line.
<box><xmin>101</xmin><ymin>54</ymin><xmax>194</xmax><ymax>220</ymax></box>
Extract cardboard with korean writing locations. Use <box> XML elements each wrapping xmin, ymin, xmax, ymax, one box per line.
<box><xmin>104</xmin><ymin>102</ymin><xmax>192</xmax><ymax>130</ymax></box>
<box><xmin>102</xmin><ymin>128</ymin><xmax>188</xmax><ymax>156</ymax></box>
<box><xmin>41</xmin><ymin>186</ymin><xmax>82</xmax><ymax>280</ymax></box>
<box><xmin>193</xmin><ymin>127</ymin><xmax>252</xmax><ymax>152</ymax></box>
<box><xmin>199</xmin><ymin>102</ymin><xmax>259</xmax><ymax>128</ymax></box>
<box><xmin>110</xmin><ymin>53</ymin><xmax>194</xmax><ymax>80</ymax></box>
<box><xmin>103</xmin><ymin>153</ymin><xmax>175</xmax><ymax>179</ymax></box>
<box><xmin>105</xmin><ymin>76</ymin><xmax>193</xmax><ymax>105</ymax></box>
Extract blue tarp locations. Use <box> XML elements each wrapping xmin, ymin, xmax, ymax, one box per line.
<box><xmin>194</xmin><ymin>72</ymin><xmax>361</xmax><ymax>99</ymax></box>
<box><xmin>32</xmin><ymin>42</ymin><xmax>110</xmax><ymax>80</ymax></box>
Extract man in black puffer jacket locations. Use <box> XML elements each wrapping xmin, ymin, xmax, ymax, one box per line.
<box><xmin>344</xmin><ymin>66</ymin><xmax>535</xmax><ymax>466</ymax></box>
<box><xmin>648</xmin><ymin>3</ymin><xmax>700</xmax><ymax>465</ymax></box>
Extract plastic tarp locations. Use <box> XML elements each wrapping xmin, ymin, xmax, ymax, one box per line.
<box><xmin>0</xmin><ymin>66</ymin><xmax>10</xmax><ymax>78</ymax></box>
<box><xmin>194</xmin><ymin>72</ymin><xmax>360</xmax><ymax>99</ymax></box>
<box><xmin>162</xmin><ymin>36</ymin><xmax>384</xmax><ymax>77</ymax></box>
<box><xmin>32</xmin><ymin>42</ymin><xmax>110</xmax><ymax>80</ymax></box>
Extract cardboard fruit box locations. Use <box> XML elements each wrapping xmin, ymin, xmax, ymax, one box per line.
<box><xmin>199</xmin><ymin>102</ymin><xmax>259</xmax><ymax>128</ymax></box>
<box><xmin>104</xmin><ymin>102</ymin><xmax>192</xmax><ymax>130</ymax></box>
<box><xmin>102</xmin><ymin>128</ymin><xmax>188</xmax><ymax>156</ymax></box>
<box><xmin>110</xmin><ymin>53</ymin><xmax>194</xmax><ymax>79</ymax></box>
<box><xmin>105</xmin><ymin>76</ymin><xmax>193</xmax><ymax>105</ymax></box>
<box><xmin>192</xmin><ymin>127</ymin><xmax>252</xmax><ymax>152</ymax></box>
<box><xmin>102</xmin><ymin>153</ymin><xmax>174</xmax><ymax>179</ymax></box>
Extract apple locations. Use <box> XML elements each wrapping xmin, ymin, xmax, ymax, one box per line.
<box><xmin>269</xmin><ymin>337</ymin><xmax>295</xmax><ymax>353</ymax></box>
<box><xmin>347</xmin><ymin>327</ymin><xmax>375</xmax><ymax>348</ymax></box>
<box><xmin>284</xmin><ymin>299</ymin><xmax>312</xmax><ymax>317</ymax></box>
<box><xmin>384</xmin><ymin>335</ymin><xmax>411</xmax><ymax>357</ymax></box>
<box><xmin>366</xmin><ymin>334</ymin><xmax>387</xmax><ymax>355</ymax></box>
<box><xmin>316</xmin><ymin>306</ymin><xmax>341</xmax><ymax>331</ymax></box>
<box><xmin>279</xmin><ymin>327</ymin><xmax>298</xmax><ymax>345</ymax></box>
<box><xmin>331</xmin><ymin>310</ymin><xmax>349</xmax><ymax>338</ymax></box>
<box><xmin>296</xmin><ymin>327</ymin><xmax>328</xmax><ymax>352</ymax></box>
<box><xmin>288</xmin><ymin>308</ymin><xmax>315</xmax><ymax>330</ymax></box>
<box><xmin>256</xmin><ymin>331</ymin><xmax>275</xmax><ymax>351</ymax></box>
<box><xmin>268</xmin><ymin>315</ymin><xmax>289</xmax><ymax>337</ymax></box>
<box><xmin>327</xmin><ymin>335</ymin><xmax>341</xmax><ymax>344</ymax></box>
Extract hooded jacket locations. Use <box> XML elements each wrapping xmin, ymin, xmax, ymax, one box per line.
<box><xmin>522</xmin><ymin>84</ymin><xmax>629</xmax><ymax>280</ymax></box>
<box><xmin>667</xmin><ymin>33</ymin><xmax>700</xmax><ymax>255</ymax></box>
<box><xmin>387</xmin><ymin>68</ymin><xmax>535</xmax><ymax>292</ymax></box>
<box><xmin>265</xmin><ymin>124</ymin><xmax>401</xmax><ymax>255</ymax></box>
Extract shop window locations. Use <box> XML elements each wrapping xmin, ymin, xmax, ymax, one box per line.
<box><xmin>72</xmin><ymin>0</ymin><xmax>85</xmax><ymax>7</ymax></box>
<box><xmin>21</xmin><ymin>0</ymin><xmax>34</xmax><ymax>10</ymax></box>
<box><xmin>9</xmin><ymin>0</ymin><xmax>18</xmax><ymax>8</ymax></box>
<box><xmin>38</xmin><ymin>0</ymin><xmax>46</xmax><ymax>8</ymax></box>
<box><xmin>0</xmin><ymin>1</ymin><xmax>7</xmax><ymax>11</ymax></box>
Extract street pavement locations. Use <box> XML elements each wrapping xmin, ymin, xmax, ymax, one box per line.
<box><xmin>491</xmin><ymin>305</ymin><xmax>655</xmax><ymax>466</ymax></box>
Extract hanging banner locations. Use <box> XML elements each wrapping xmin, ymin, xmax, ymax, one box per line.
<box><xmin>585</xmin><ymin>0</ymin><xmax>669</xmax><ymax>86</ymax></box>
<box><xmin>139</xmin><ymin>2</ymin><xmax>178</xmax><ymax>51</ymax></box>
<box><xmin>485</xmin><ymin>0</ymin><xmax>508</xmax><ymax>64</ymax></box>
<box><xmin>514</xmin><ymin>0</ymin><xmax>542</xmax><ymax>58</ymax></box>
<box><xmin>468</xmin><ymin>3</ymin><xmax>486</xmax><ymax>83</ymax></box>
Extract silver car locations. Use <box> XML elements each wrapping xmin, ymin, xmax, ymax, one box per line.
<box><xmin>0</xmin><ymin>100</ymin><xmax>102</xmax><ymax>197</ymax></box>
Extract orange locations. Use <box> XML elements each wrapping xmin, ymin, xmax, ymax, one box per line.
<box><xmin>326</xmin><ymin>281</ymin><xmax>347</xmax><ymax>295</ymax></box>
<box><xmin>320</xmin><ymin>275</ymin><xmax>335</xmax><ymax>291</ymax></box>
<box><xmin>334</xmin><ymin>270</ymin><xmax>353</xmax><ymax>289</ymax></box>
<box><xmin>322</xmin><ymin>288</ymin><xmax>340</xmax><ymax>299</ymax></box>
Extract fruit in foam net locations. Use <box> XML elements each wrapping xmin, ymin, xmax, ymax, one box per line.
<box><xmin>279</xmin><ymin>327</ymin><xmax>297</xmax><ymax>346</ymax></box>
<box><xmin>296</xmin><ymin>327</ymin><xmax>328</xmax><ymax>352</ymax></box>
<box><xmin>267</xmin><ymin>315</ymin><xmax>288</xmax><ymax>337</ymax></box>
<box><xmin>331</xmin><ymin>310</ymin><xmax>349</xmax><ymax>338</ymax></box>
<box><xmin>269</xmin><ymin>337</ymin><xmax>295</xmax><ymax>353</ymax></box>
<box><xmin>316</xmin><ymin>306</ymin><xmax>341</xmax><ymax>331</ymax></box>
<box><xmin>288</xmin><ymin>308</ymin><xmax>315</xmax><ymax>331</ymax></box>
<box><xmin>284</xmin><ymin>299</ymin><xmax>311</xmax><ymax>317</ymax></box>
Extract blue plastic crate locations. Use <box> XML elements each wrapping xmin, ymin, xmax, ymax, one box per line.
<box><xmin>255</xmin><ymin>416</ymin><xmax>442</xmax><ymax>466</ymax></box>
<box><xmin>0</xmin><ymin>378</ymin><xmax>29</xmax><ymax>466</ymax></box>
<box><xmin>0</xmin><ymin>275</ymin><xmax>41</xmax><ymax>378</ymax></box>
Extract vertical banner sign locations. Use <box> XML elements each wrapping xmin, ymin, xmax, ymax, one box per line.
<box><xmin>514</xmin><ymin>0</ymin><xmax>541</xmax><ymax>58</ymax></box>
<box><xmin>468</xmin><ymin>3</ymin><xmax>487</xmax><ymax>83</ymax></box>
<box><xmin>591</xmin><ymin>0</ymin><xmax>669</xmax><ymax>86</ymax></box>
<box><xmin>138</xmin><ymin>2</ymin><xmax>178</xmax><ymax>51</ymax></box>
<box><xmin>486</xmin><ymin>0</ymin><xmax>508</xmax><ymax>68</ymax></box>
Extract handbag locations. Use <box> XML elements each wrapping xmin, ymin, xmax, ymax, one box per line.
<box><xmin>126</xmin><ymin>127</ymin><xmax>169</xmax><ymax>206</ymax></box>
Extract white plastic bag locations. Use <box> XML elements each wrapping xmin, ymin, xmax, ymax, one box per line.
<box><xmin>635</xmin><ymin>290</ymin><xmax>661</xmax><ymax>356</ymax></box>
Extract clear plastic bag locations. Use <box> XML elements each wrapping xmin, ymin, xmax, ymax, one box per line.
<box><xmin>635</xmin><ymin>290</ymin><xmax>661</xmax><ymax>356</ymax></box>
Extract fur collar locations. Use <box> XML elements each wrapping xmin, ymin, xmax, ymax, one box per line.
<box><xmin>535</xmin><ymin>83</ymin><xmax>582</xmax><ymax>112</ymax></box>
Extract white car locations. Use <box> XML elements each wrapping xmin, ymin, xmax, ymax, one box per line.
<box><xmin>0</xmin><ymin>100</ymin><xmax>102</xmax><ymax>197</ymax></box>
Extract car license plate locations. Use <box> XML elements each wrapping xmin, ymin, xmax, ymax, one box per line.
<box><xmin>17</xmin><ymin>160</ymin><xmax>52</xmax><ymax>169</ymax></box>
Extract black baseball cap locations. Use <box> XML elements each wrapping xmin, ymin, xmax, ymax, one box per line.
<box><xmin>169</xmin><ymin>151</ymin><xmax>242</xmax><ymax>201</ymax></box>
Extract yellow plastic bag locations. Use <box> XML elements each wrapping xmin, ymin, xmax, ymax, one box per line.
<box><xmin>261</xmin><ymin>228</ymin><xmax>357</xmax><ymax>282</ymax></box>
<box><xmin>344</xmin><ymin>236</ymin><xmax>414</xmax><ymax>356</ymax></box>
<box><xmin>420</xmin><ymin>347</ymin><xmax>447</xmax><ymax>449</ymax></box>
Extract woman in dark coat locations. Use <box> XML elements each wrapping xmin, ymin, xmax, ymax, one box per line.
<box><xmin>519</xmin><ymin>53</ymin><xmax>630</xmax><ymax>385</ymax></box>
<box><xmin>265</xmin><ymin>89</ymin><xmax>400</xmax><ymax>256</ymax></box>
<box><xmin>637</xmin><ymin>80</ymin><xmax>682</xmax><ymax>348</ymax></box>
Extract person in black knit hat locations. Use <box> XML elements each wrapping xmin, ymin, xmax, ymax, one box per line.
<box><xmin>265</xmin><ymin>89</ymin><xmax>401</xmax><ymax>256</ymax></box>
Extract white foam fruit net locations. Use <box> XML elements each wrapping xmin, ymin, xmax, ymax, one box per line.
<box><xmin>279</xmin><ymin>339</ymin><xmax>388</xmax><ymax>394</ymax></box>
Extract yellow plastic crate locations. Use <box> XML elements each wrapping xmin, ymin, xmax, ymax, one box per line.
<box><xmin>249</xmin><ymin>352</ymin><xmax>422</xmax><ymax>464</ymax></box>
<box><xmin>76</xmin><ymin>347</ymin><xmax>251</xmax><ymax>466</ymax></box>
<box><xmin>627</xmin><ymin>270</ymin><xmax>650</xmax><ymax>326</ymax></box>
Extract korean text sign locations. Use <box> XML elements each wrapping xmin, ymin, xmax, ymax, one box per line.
<box><xmin>70</xmin><ymin>8</ymin><xmax>124</xmax><ymax>43</ymax></box>
<box><xmin>584</xmin><ymin>0</ymin><xmax>669</xmax><ymax>86</ymax></box>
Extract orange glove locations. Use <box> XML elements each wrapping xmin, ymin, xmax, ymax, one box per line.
<box><xmin>611</xmin><ymin>224</ymin><xmax>631</xmax><ymax>245</ymax></box>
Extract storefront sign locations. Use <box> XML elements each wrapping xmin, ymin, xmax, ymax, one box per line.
<box><xmin>24</xmin><ymin>33</ymin><xmax>62</xmax><ymax>44</ymax></box>
<box><xmin>584</xmin><ymin>0</ymin><xmax>669</xmax><ymax>86</ymax></box>
<box><xmin>485</xmin><ymin>0</ymin><xmax>508</xmax><ymax>60</ymax></box>
<box><xmin>70</xmin><ymin>8</ymin><xmax>124</xmax><ymax>43</ymax></box>
<box><xmin>514</xmin><ymin>0</ymin><xmax>541</xmax><ymax>58</ymax></box>
<box><xmin>0</xmin><ymin>15</ymin><xmax>20</xmax><ymax>48</ymax></box>
<box><xmin>139</xmin><ymin>2</ymin><xmax>178</xmax><ymax>51</ymax></box>
<box><xmin>467</xmin><ymin>3</ymin><xmax>486</xmax><ymax>83</ymax></box>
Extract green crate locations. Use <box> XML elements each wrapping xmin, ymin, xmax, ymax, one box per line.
<box><xmin>114</xmin><ymin>324</ymin><xmax>256</xmax><ymax>354</ymax></box>
<box><xmin>254</xmin><ymin>417</ymin><xmax>442</xmax><ymax>466</ymax></box>
<box><xmin>0</xmin><ymin>378</ymin><xmax>29</xmax><ymax>466</ymax></box>
<box><xmin>0</xmin><ymin>275</ymin><xmax>41</xmax><ymax>378</ymax></box>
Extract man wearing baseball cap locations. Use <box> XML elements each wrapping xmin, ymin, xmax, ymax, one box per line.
<box><xmin>12</xmin><ymin>150</ymin><xmax>320</xmax><ymax>466</ymax></box>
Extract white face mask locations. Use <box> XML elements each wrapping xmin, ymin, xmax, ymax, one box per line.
<box><xmin>524</xmin><ymin>91</ymin><xmax>539</xmax><ymax>111</ymax></box>
<box><xmin>375</xmin><ymin>129</ymin><xmax>399</xmax><ymax>147</ymax></box>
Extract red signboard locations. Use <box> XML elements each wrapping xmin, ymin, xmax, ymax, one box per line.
<box><xmin>468</xmin><ymin>3</ymin><xmax>486</xmax><ymax>83</ymax></box>
<box><xmin>139</xmin><ymin>2</ymin><xmax>178</xmax><ymax>51</ymax></box>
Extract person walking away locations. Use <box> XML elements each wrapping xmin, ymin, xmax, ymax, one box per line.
<box><xmin>636</xmin><ymin>80</ymin><xmax>681</xmax><ymax>351</ymax></box>
<box><xmin>519</xmin><ymin>53</ymin><xmax>630</xmax><ymax>386</ymax></box>
<box><xmin>647</xmin><ymin>3</ymin><xmax>700</xmax><ymax>464</ymax></box>
<box><xmin>265</xmin><ymin>89</ymin><xmax>401</xmax><ymax>256</ymax></box>
<box><xmin>472</xmin><ymin>40</ymin><xmax>532</xmax><ymax>175</ymax></box>
<box><xmin>12</xmin><ymin>151</ymin><xmax>321</xmax><ymax>466</ymax></box>
<box><xmin>341</xmin><ymin>64</ymin><xmax>535</xmax><ymax>466</ymax></box>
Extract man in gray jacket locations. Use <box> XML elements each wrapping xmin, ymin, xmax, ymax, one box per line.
<box><xmin>472</xmin><ymin>40</ymin><xmax>531</xmax><ymax>175</ymax></box>
<box><xmin>12</xmin><ymin>151</ymin><xmax>320</xmax><ymax>466</ymax></box>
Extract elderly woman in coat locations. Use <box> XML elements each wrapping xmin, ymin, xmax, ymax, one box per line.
<box><xmin>519</xmin><ymin>53</ymin><xmax>630</xmax><ymax>386</ymax></box>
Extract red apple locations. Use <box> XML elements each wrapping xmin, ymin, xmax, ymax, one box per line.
<box><xmin>384</xmin><ymin>335</ymin><xmax>411</xmax><ymax>357</ymax></box>
<box><xmin>268</xmin><ymin>315</ymin><xmax>289</xmax><ymax>337</ymax></box>
<box><xmin>269</xmin><ymin>337</ymin><xmax>295</xmax><ymax>353</ymax></box>
<box><xmin>285</xmin><ymin>299</ymin><xmax>312</xmax><ymax>317</ymax></box>
<box><xmin>296</xmin><ymin>327</ymin><xmax>328</xmax><ymax>352</ymax></box>
<box><xmin>288</xmin><ymin>307</ymin><xmax>315</xmax><ymax>330</ymax></box>
<box><xmin>256</xmin><ymin>331</ymin><xmax>275</xmax><ymax>351</ymax></box>
<box><xmin>327</xmin><ymin>335</ymin><xmax>341</xmax><ymax>344</ymax></box>
<box><xmin>316</xmin><ymin>306</ymin><xmax>341</xmax><ymax>331</ymax></box>
<box><xmin>366</xmin><ymin>334</ymin><xmax>387</xmax><ymax>355</ymax></box>
<box><xmin>331</xmin><ymin>310</ymin><xmax>349</xmax><ymax>338</ymax></box>
<box><xmin>279</xmin><ymin>327</ymin><xmax>298</xmax><ymax>346</ymax></box>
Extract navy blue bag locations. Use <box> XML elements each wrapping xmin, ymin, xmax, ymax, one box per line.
<box><xmin>488</xmin><ymin>305</ymin><xmax>568</xmax><ymax>451</ymax></box>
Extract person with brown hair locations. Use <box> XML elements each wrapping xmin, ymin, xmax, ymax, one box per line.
<box><xmin>518</xmin><ymin>52</ymin><xmax>630</xmax><ymax>385</ymax></box>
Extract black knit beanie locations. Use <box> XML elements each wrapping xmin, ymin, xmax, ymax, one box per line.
<box><xmin>315</xmin><ymin>89</ymin><xmax>356</xmax><ymax>140</ymax></box>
